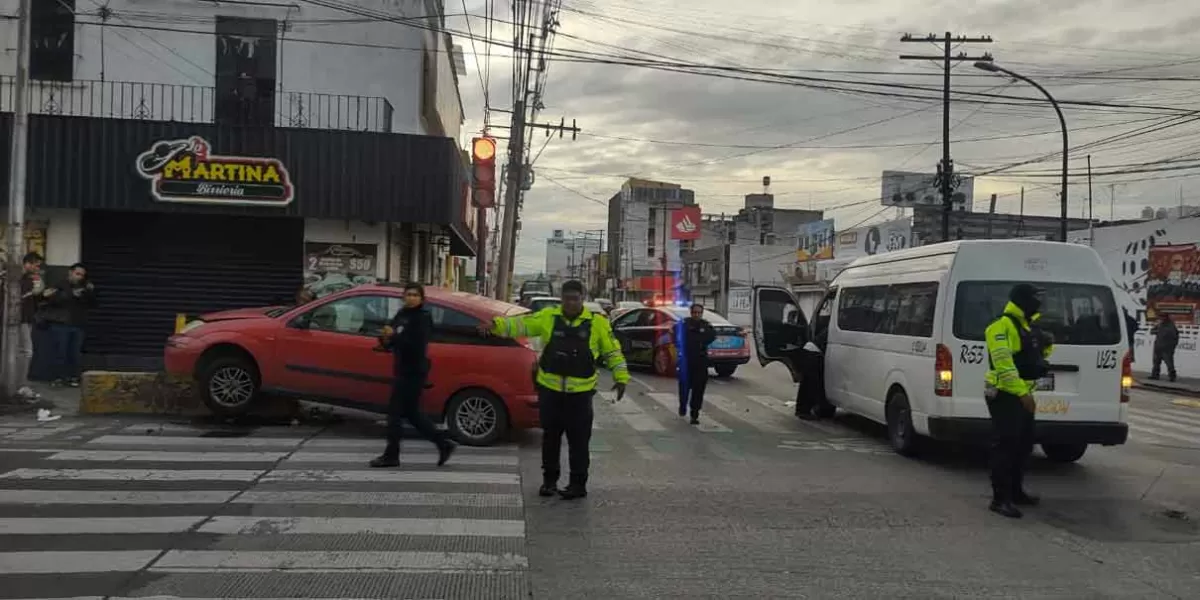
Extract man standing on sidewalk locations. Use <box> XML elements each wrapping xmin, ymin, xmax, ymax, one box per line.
<box><xmin>1150</xmin><ymin>313</ymin><xmax>1179</xmax><ymax>383</ymax></box>
<box><xmin>480</xmin><ymin>280</ymin><xmax>629</xmax><ymax>500</ymax></box>
<box><xmin>13</xmin><ymin>253</ymin><xmax>45</xmax><ymax>400</ymax></box>
<box><xmin>41</xmin><ymin>263</ymin><xmax>96</xmax><ymax>387</ymax></box>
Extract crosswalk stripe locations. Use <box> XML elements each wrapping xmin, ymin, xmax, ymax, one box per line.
<box><xmin>0</xmin><ymin>468</ymin><xmax>265</xmax><ymax>481</ymax></box>
<box><xmin>0</xmin><ymin>490</ymin><xmax>239</xmax><ymax>504</ymax></box>
<box><xmin>702</xmin><ymin>394</ymin><xmax>791</xmax><ymax>433</ymax></box>
<box><xmin>0</xmin><ymin>550</ymin><xmax>161</xmax><ymax>573</ymax></box>
<box><xmin>646</xmin><ymin>393</ymin><xmax>732</xmax><ymax>432</ymax></box>
<box><xmin>597</xmin><ymin>391</ymin><xmax>666</xmax><ymax>431</ymax></box>
<box><xmin>744</xmin><ymin>394</ymin><xmax>842</xmax><ymax>435</ymax></box>
<box><xmin>1131</xmin><ymin>407</ymin><xmax>1200</xmax><ymax>429</ymax></box>
<box><xmin>284</xmin><ymin>451</ymin><xmax>518</xmax><ymax>466</ymax></box>
<box><xmin>1127</xmin><ymin>422</ymin><xmax>1196</xmax><ymax>445</ymax></box>
<box><xmin>197</xmin><ymin>516</ymin><xmax>525</xmax><ymax>537</ymax></box>
<box><xmin>0</xmin><ymin>517</ymin><xmax>205</xmax><ymax>535</ymax></box>
<box><xmin>88</xmin><ymin>435</ymin><xmax>306</xmax><ymax>448</ymax></box>
<box><xmin>233</xmin><ymin>490</ymin><xmax>523</xmax><ymax>507</ymax></box>
<box><xmin>1127</xmin><ymin>414</ymin><xmax>1199</xmax><ymax>441</ymax></box>
<box><xmin>47</xmin><ymin>450</ymin><xmax>289</xmax><ymax>462</ymax></box>
<box><xmin>148</xmin><ymin>549</ymin><xmax>528</xmax><ymax>572</ymax></box>
<box><xmin>263</xmin><ymin>469</ymin><xmax>519</xmax><ymax>485</ymax></box>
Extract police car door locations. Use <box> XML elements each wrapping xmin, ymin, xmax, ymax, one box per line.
<box><xmin>751</xmin><ymin>285</ymin><xmax>808</xmax><ymax>382</ymax></box>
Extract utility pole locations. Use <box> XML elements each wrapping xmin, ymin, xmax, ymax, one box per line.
<box><xmin>900</xmin><ymin>32</ymin><xmax>993</xmax><ymax>241</ymax></box>
<box><xmin>1087</xmin><ymin>155</ymin><xmax>1094</xmax><ymax>242</ymax></box>
<box><xmin>3</xmin><ymin>0</ymin><xmax>32</xmax><ymax>401</ymax></box>
<box><xmin>1109</xmin><ymin>183</ymin><xmax>1116</xmax><ymax>221</ymax></box>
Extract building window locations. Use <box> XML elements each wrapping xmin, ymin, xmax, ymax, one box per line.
<box><xmin>31</xmin><ymin>0</ymin><xmax>75</xmax><ymax>82</ymax></box>
<box><xmin>215</xmin><ymin>17</ymin><xmax>278</xmax><ymax>127</ymax></box>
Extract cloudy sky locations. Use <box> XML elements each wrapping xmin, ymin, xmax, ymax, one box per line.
<box><xmin>451</xmin><ymin>0</ymin><xmax>1200</xmax><ymax>273</ymax></box>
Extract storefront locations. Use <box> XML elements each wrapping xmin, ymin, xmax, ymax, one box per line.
<box><xmin>1</xmin><ymin>114</ymin><xmax>473</xmax><ymax>369</ymax></box>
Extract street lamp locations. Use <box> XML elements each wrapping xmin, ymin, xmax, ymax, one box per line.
<box><xmin>974</xmin><ymin>61</ymin><xmax>1069</xmax><ymax>242</ymax></box>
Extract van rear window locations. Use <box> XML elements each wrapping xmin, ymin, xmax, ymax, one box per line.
<box><xmin>953</xmin><ymin>281</ymin><xmax>1122</xmax><ymax>345</ymax></box>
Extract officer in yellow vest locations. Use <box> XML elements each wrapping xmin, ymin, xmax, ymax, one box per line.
<box><xmin>984</xmin><ymin>283</ymin><xmax>1054</xmax><ymax>519</ymax></box>
<box><xmin>480</xmin><ymin>280</ymin><xmax>629</xmax><ymax>499</ymax></box>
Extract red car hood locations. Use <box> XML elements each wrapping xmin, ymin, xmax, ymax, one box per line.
<box><xmin>199</xmin><ymin>306</ymin><xmax>283</xmax><ymax>322</ymax></box>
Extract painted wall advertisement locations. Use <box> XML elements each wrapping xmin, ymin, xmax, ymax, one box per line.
<box><xmin>796</xmin><ymin>219</ymin><xmax>835</xmax><ymax>262</ymax></box>
<box><xmin>0</xmin><ymin>222</ymin><xmax>48</xmax><ymax>267</ymax></box>
<box><xmin>819</xmin><ymin>218</ymin><xmax>913</xmax><ymax>281</ymax></box>
<box><xmin>1087</xmin><ymin>217</ymin><xmax>1200</xmax><ymax>376</ymax></box>
<box><xmin>303</xmin><ymin>242</ymin><xmax>378</xmax><ymax>297</ymax></box>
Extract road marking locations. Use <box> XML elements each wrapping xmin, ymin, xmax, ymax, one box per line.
<box><xmin>702</xmin><ymin>394</ymin><xmax>791</xmax><ymax>433</ymax></box>
<box><xmin>233</xmin><ymin>490</ymin><xmax>523</xmax><ymax>508</ymax></box>
<box><xmin>0</xmin><ymin>468</ymin><xmax>265</xmax><ymax>482</ymax></box>
<box><xmin>299</xmin><ymin>438</ymin><xmax>501</xmax><ymax>453</ymax></box>
<box><xmin>744</xmin><ymin>394</ymin><xmax>842</xmax><ymax>435</ymax></box>
<box><xmin>0</xmin><ymin>517</ymin><xmax>205</xmax><ymax>535</ymax></box>
<box><xmin>149</xmin><ymin>550</ymin><xmax>528</xmax><ymax>572</ymax></box>
<box><xmin>87</xmin><ymin>435</ymin><xmax>304</xmax><ymax>448</ymax></box>
<box><xmin>284</xmin><ymin>451</ymin><xmax>518</xmax><ymax>466</ymax></box>
<box><xmin>262</xmin><ymin>469</ymin><xmax>520</xmax><ymax>485</ymax></box>
<box><xmin>1170</xmin><ymin>398</ymin><xmax>1200</xmax><ymax>409</ymax></box>
<box><xmin>0</xmin><ymin>490</ymin><xmax>239</xmax><ymax>504</ymax></box>
<box><xmin>1157</xmin><ymin>408</ymin><xmax>1200</xmax><ymax>428</ymax></box>
<box><xmin>1127</xmin><ymin>422</ymin><xmax>1197</xmax><ymax>446</ymax></box>
<box><xmin>597</xmin><ymin>391</ymin><xmax>666</xmax><ymax>431</ymax></box>
<box><xmin>198</xmin><ymin>516</ymin><xmax>525</xmax><ymax>537</ymax></box>
<box><xmin>46</xmin><ymin>450</ymin><xmax>289</xmax><ymax>462</ymax></box>
<box><xmin>0</xmin><ymin>551</ymin><xmax>160</xmax><ymax>573</ymax></box>
<box><xmin>646</xmin><ymin>393</ymin><xmax>732</xmax><ymax>432</ymax></box>
<box><xmin>778</xmin><ymin>438</ymin><xmax>891</xmax><ymax>455</ymax></box>
<box><xmin>1127</xmin><ymin>413</ymin><xmax>1200</xmax><ymax>438</ymax></box>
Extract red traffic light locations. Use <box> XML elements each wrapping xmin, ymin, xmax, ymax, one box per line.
<box><xmin>471</xmin><ymin>137</ymin><xmax>497</xmax><ymax>208</ymax></box>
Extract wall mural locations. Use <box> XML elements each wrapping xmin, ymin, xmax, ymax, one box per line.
<box><xmin>1088</xmin><ymin>218</ymin><xmax>1200</xmax><ymax>376</ymax></box>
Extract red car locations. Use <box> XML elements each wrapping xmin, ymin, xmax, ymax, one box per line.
<box><xmin>164</xmin><ymin>284</ymin><xmax>539</xmax><ymax>445</ymax></box>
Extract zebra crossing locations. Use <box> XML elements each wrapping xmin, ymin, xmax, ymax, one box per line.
<box><xmin>1125</xmin><ymin>405</ymin><xmax>1200</xmax><ymax>448</ymax></box>
<box><xmin>0</xmin><ymin>426</ymin><xmax>528</xmax><ymax>600</ymax></box>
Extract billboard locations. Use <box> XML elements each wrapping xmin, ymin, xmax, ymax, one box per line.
<box><xmin>834</xmin><ymin>218</ymin><xmax>912</xmax><ymax>261</ymax></box>
<box><xmin>1146</xmin><ymin>243</ymin><xmax>1199</xmax><ymax>325</ymax></box>
<box><xmin>881</xmin><ymin>170</ymin><xmax>973</xmax><ymax>212</ymax></box>
<box><xmin>671</xmin><ymin>206</ymin><xmax>702</xmax><ymax>240</ymax></box>
<box><xmin>796</xmin><ymin>219</ymin><xmax>835</xmax><ymax>261</ymax></box>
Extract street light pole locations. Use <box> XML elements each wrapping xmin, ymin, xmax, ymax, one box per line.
<box><xmin>975</xmin><ymin>61</ymin><xmax>1069</xmax><ymax>242</ymax></box>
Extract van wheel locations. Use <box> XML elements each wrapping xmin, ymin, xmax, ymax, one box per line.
<box><xmin>446</xmin><ymin>389</ymin><xmax>509</xmax><ymax>446</ymax></box>
<box><xmin>1042</xmin><ymin>443</ymin><xmax>1087</xmax><ymax>463</ymax></box>
<box><xmin>886</xmin><ymin>389</ymin><xmax>919</xmax><ymax>457</ymax></box>
<box><xmin>198</xmin><ymin>355</ymin><xmax>260</xmax><ymax>416</ymax></box>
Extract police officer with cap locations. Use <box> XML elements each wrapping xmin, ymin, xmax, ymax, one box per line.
<box><xmin>984</xmin><ymin>283</ymin><xmax>1054</xmax><ymax>518</ymax></box>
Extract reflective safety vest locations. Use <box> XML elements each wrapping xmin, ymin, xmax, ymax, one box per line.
<box><xmin>492</xmin><ymin>306</ymin><xmax>630</xmax><ymax>393</ymax></box>
<box><xmin>985</xmin><ymin>302</ymin><xmax>1055</xmax><ymax>397</ymax></box>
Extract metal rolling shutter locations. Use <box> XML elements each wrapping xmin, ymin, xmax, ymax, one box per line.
<box><xmin>81</xmin><ymin>210</ymin><xmax>303</xmax><ymax>370</ymax></box>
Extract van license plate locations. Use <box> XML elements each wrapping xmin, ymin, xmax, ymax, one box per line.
<box><xmin>1036</xmin><ymin>375</ymin><xmax>1055</xmax><ymax>391</ymax></box>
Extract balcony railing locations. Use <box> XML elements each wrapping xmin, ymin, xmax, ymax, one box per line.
<box><xmin>0</xmin><ymin>77</ymin><xmax>394</xmax><ymax>133</ymax></box>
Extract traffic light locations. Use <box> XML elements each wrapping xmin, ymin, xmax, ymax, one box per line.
<box><xmin>471</xmin><ymin>137</ymin><xmax>497</xmax><ymax>208</ymax></box>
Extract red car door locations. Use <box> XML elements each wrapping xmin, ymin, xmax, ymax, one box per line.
<box><xmin>272</xmin><ymin>292</ymin><xmax>401</xmax><ymax>409</ymax></box>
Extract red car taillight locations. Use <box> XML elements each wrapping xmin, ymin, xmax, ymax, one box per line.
<box><xmin>935</xmin><ymin>343</ymin><xmax>953</xmax><ymax>397</ymax></box>
<box><xmin>1120</xmin><ymin>350</ymin><xmax>1132</xmax><ymax>403</ymax></box>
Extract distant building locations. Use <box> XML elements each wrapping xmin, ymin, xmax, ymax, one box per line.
<box><xmin>545</xmin><ymin>230</ymin><xmax>603</xmax><ymax>281</ymax></box>
<box><xmin>605</xmin><ymin>178</ymin><xmax>697</xmax><ymax>299</ymax></box>
<box><xmin>1142</xmin><ymin>205</ymin><xmax>1200</xmax><ymax>220</ymax></box>
<box><xmin>698</xmin><ymin>192</ymin><xmax>824</xmax><ymax>248</ymax></box>
<box><xmin>910</xmin><ymin>205</ymin><xmax>1092</xmax><ymax>243</ymax></box>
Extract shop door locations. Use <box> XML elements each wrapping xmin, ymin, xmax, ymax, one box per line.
<box><xmin>81</xmin><ymin>211</ymin><xmax>304</xmax><ymax>370</ymax></box>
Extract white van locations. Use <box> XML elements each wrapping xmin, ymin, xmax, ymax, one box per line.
<box><xmin>753</xmin><ymin>240</ymin><xmax>1131</xmax><ymax>463</ymax></box>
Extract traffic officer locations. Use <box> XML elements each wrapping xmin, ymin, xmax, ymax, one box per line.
<box><xmin>675</xmin><ymin>303</ymin><xmax>716</xmax><ymax>425</ymax></box>
<box><xmin>984</xmin><ymin>283</ymin><xmax>1054</xmax><ymax>519</ymax></box>
<box><xmin>480</xmin><ymin>280</ymin><xmax>629</xmax><ymax>499</ymax></box>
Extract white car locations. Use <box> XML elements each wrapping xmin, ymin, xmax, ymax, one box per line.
<box><xmin>753</xmin><ymin>240</ymin><xmax>1131</xmax><ymax>463</ymax></box>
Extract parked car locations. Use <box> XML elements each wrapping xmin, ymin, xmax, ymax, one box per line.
<box><xmin>526</xmin><ymin>296</ymin><xmax>562</xmax><ymax>312</ymax></box>
<box><xmin>583</xmin><ymin>301</ymin><xmax>607</xmax><ymax>315</ymax></box>
<box><xmin>610</xmin><ymin>305</ymin><xmax>750</xmax><ymax>377</ymax></box>
<box><xmin>164</xmin><ymin>284</ymin><xmax>540</xmax><ymax>445</ymax></box>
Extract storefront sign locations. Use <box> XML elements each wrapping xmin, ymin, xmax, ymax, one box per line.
<box><xmin>303</xmin><ymin>242</ymin><xmax>378</xmax><ymax>297</ymax></box>
<box><xmin>135</xmin><ymin>136</ymin><xmax>294</xmax><ymax>206</ymax></box>
<box><xmin>796</xmin><ymin>219</ymin><xmax>834</xmax><ymax>261</ymax></box>
<box><xmin>670</xmin><ymin>206</ymin><xmax>702</xmax><ymax>240</ymax></box>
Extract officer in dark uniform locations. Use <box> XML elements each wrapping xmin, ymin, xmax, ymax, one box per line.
<box><xmin>676</xmin><ymin>303</ymin><xmax>716</xmax><ymax>424</ymax></box>
<box><xmin>984</xmin><ymin>283</ymin><xmax>1054</xmax><ymax>518</ymax></box>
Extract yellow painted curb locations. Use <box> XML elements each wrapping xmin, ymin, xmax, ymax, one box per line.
<box><xmin>1170</xmin><ymin>399</ymin><xmax>1200</xmax><ymax>409</ymax></box>
<box><xmin>79</xmin><ymin>371</ymin><xmax>298</xmax><ymax>416</ymax></box>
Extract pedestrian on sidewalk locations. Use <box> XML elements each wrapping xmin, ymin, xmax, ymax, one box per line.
<box><xmin>674</xmin><ymin>303</ymin><xmax>716</xmax><ymax>425</ymax></box>
<box><xmin>40</xmin><ymin>263</ymin><xmax>96</xmax><ymax>388</ymax></box>
<box><xmin>12</xmin><ymin>253</ymin><xmax>45</xmax><ymax>400</ymax></box>
<box><xmin>370</xmin><ymin>282</ymin><xmax>456</xmax><ymax>469</ymax></box>
<box><xmin>1150</xmin><ymin>313</ymin><xmax>1179</xmax><ymax>383</ymax></box>
<box><xmin>983</xmin><ymin>283</ymin><xmax>1053</xmax><ymax>519</ymax></box>
<box><xmin>480</xmin><ymin>280</ymin><xmax>629</xmax><ymax>500</ymax></box>
<box><xmin>1123</xmin><ymin>309</ymin><xmax>1139</xmax><ymax>363</ymax></box>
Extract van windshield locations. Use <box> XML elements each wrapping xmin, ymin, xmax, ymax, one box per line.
<box><xmin>953</xmin><ymin>281</ymin><xmax>1122</xmax><ymax>346</ymax></box>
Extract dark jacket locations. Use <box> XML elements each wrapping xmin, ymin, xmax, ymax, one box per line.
<box><xmin>681</xmin><ymin>317</ymin><xmax>717</xmax><ymax>370</ymax></box>
<box><xmin>388</xmin><ymin>305</ymin><xmax>433</xmax><ymax>376</ymax></box>
<box><xmin>19</xmin><ymin>272</ymin><xmax>40</xmax><ymax>324</ymax></box>
<box><xmin>1154</xmin><ymin>318</ymin><xmax>1179</xmax><ymax>352</ymax></box>
<box><xmin>40</xmin><ymin>278</ymin><xmax>97</xmax><ymax>326</ymax></box>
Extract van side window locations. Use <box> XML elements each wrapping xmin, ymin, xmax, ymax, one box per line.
<box><xmin>892</xmin><ymin>282</ymin><xmax>939</xmax><ymax>337</ymax></box>
<box><xmin>837</xmin><ymin>286</ymin><xmax>887</xmax><ymax>332</ymax></box>
<box><xmin>837</xmin><ymin>283</ymin><xmax>938</xmax><ymax>337</ymax></box>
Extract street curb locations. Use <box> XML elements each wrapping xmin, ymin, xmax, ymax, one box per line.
<box><xmin>79</xmin><ymin>370</ymin><xmax>298</xmax><ymax>417</ymax></box>
<box><xmin>1134</xmin><ymin>379</ymin><xmax>1200</xmax><ymax>399</ymax></box>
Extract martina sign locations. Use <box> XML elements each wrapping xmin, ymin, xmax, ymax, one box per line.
<box><xmin>135</xmin><ymin>136</ymin><xmax>294</xmax><ymax>206</ymax></box>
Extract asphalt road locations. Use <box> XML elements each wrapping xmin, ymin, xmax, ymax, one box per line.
<box><xmin>0</xmin><ymin>361</ymin><xmax>1197</xmax><ymax>599</ymax></box>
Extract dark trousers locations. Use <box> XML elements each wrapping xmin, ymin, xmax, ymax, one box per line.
<box><xmin>383</xmin><ymin>373</ymin><xmax>447</xmax><ymax>458</ymax></box>
<box><xmin>47</xmin><ymin>323</ymin><xmax>85</xmax><ymax>382</ymax></box>
<box><xmin>1151</xmin><ymin>347</ymin><xmax>1177</xmax><ymax>380</ymax></box>
<box><xmin>986</xmin><ymin>391</ymin><xmax>1035</xmax><ymax>503</ymax></box>
<box><xmin>538</xmin><ymin>387</ymin><xmax>594</xmax><ymax>486</ymax></box>
<box><xmin>794</xmin><ymin>350</ymin><xmax>823</xmax><ymax>416</ymax></box>
<box><xmin>679</xmin><ymin>365</ymin><xmax>708</xmax><ymax>416</ymax></box>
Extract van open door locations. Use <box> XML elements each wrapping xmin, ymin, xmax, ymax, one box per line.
<box><xmin>752</xmin><ymin>285</ymin><xmax>809</xmax><ymax>382</ymax></box>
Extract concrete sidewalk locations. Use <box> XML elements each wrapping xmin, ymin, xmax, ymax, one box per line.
<box><xmin>1135</xmin><ymin>372</ymin><xmax>1200</xmax><ymax>398</ymax></box>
